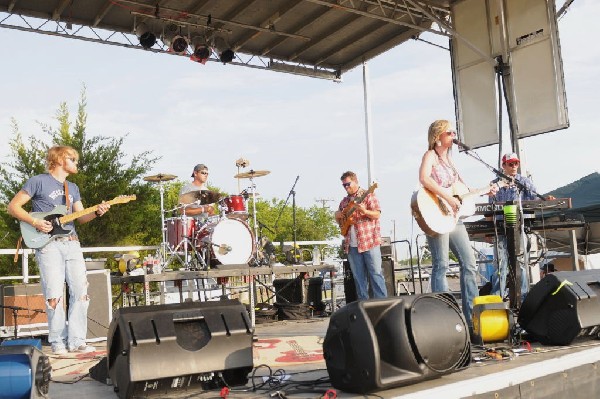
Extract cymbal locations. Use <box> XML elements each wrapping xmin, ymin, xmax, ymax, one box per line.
<box><xmin>143</xmin><ymin>173</ymin><xmax>177</xmax><ymax>182</ymax></box>
<box><xmin>179</xmin><ymin>190</ymin><xmax>223</xmax><ymax>205</ymax></box>
<box><xmin>234</xmin><ymin>169</ymin><xmax>270</xmax><ymax>179</ymax></box>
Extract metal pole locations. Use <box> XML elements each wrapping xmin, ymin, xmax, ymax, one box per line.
<box><xmin>362</xmin><ymin>61</ymin><xmax>375</xmax><ymax>184</ymax></box>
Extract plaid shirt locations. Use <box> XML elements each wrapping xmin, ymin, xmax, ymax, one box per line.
<box><xmin>339</xmin><ymin>188</ymin><xmax>381</xmax><ymax>253</ymax></box>
<box><xmin>490</xmin><ymin>174</ymin><xmax>537</xmax><ymax>203</ymax></box>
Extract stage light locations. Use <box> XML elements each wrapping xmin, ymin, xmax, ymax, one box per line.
<box><xmin>190</xmin><ymin>37</ymin><xmax>211</xmax><ymax>64</ymax></box>
<box><xmin>163</xmin><ymin>24</ymin><xmax>188</xmax><ymax>54</ymax></box>
<box><xmin>135</xmin><ymin>22</ymin><xmax>156</xmax><ymax>49</ymax></box>
<box><xmin>213</xmin><ymin>36</ymin><xmax>235</xmax><ymax>64</ymax></box>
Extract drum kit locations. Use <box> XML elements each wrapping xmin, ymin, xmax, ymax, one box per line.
<box><xmin>143</xmin><ymin>169</ymin><xmax>271</xmax><ymax>270</ymax></box>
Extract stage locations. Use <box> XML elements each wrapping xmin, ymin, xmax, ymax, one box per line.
<box><xmin>42</xmin><ymin>316</ymin><xmax>600</xmax><ymax>399</ymax></box>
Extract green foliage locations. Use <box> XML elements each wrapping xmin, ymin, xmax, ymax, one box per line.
<box><xmin>0</xmin><ymin>87</ymin><xmax>159</xmax><ymax>275</ymax></box>
<box><xmin>250</xmin><ymin>198</ymin><xmax>338</xmax><ymax>243</ymax></box>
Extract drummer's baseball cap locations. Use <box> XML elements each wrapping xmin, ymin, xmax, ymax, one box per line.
<box><xmin>191</xmin><ymin>163</ymin><xmax>208</xmax><ymax>177</ymax></box>
<box><xmin>501</xmin><ymin>153</ymin><xmax>520</xmax><ymax>165</ymax></box>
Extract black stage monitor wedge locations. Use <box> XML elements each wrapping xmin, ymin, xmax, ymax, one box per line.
<box><xmin>107</xmin><ymin>299</ymin><xmax>253</xmax><ymax>399</ymax></box>
<box><xmin>518</xmin><ymin>270</ymin><xmax>600</xmax><ymax>345</ymax></box>
<box><xmin>323</xmin><ymin>293</ymin><xmax>471</xmax><ymax>393</ymax></box>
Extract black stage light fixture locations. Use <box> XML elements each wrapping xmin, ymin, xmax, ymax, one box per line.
<box><xmin>190</xmin><ymin>37</ymin><xmax>211</xmax><ymax>64</ymax></box>
<box><xmin>135</xmin><ymin>23</ymin><xmax>156</xmax><ymax>49</ymax></box>
<box><xmin>214</xmin><ymin>36</ymin><xmax>235</xmax><ymax>64</ymax></box>
<box><xmin>163</xmin><ymin>24</ymin><xmax>188</xmax><ymax>54</ymax></box>
<box><xmin>323</xmin><ymin>293</ymin><xmax>471</xmax><ymax>394</ymax></box>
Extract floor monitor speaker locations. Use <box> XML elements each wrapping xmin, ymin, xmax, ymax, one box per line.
<box><xmin>323</xmin><ymin>293</ymin><xmax>471</xmax><ymax>393</ymax></box>
<box><xmin>518</xmin><ymin>270</ymin><xmax>600</xmax><ymax>345</ymax></box>
<box><xmin>107</xmin><ymin>299</ymin><xmax>253</xmax><ymax>399</ymax></box>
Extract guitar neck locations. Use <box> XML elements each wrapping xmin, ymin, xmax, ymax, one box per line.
<box><xmin>58</xmin><ymin>197</ymin><xmax>123</xmax><ymax>224</ymax></box>
<box><xmin>344</xmin><ymin>183</ymin><xmax>378</xmax><ymax>215</ymax></box>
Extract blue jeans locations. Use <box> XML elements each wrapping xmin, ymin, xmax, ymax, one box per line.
<box><xmin>347</xmin><ymin>246</ymin><xmax>387</xmax><ymax>299</ymax></box>
<box><xmin>491</xmin><ymin>236</ymin><xmax>529</xmax><ymax>299</ymax></box>
<box><xmin>36</xmin><ymin>240</ymin><xmax>89</xmax><ymax>351</ymax></box>
<box><xmin>426</xmin><ymin>222</ymin><xmax>478</xmax><ymax>325</ymax></box>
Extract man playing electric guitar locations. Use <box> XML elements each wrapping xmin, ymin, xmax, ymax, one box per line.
<box><xmin>8</xmin><ymin>145</ymin><xmax>111</xmax><ymax>355</ymax></box>
<box><xmin>334</xmin><ymin>171</ymin><xmax>387</xmax><ymax>300</ymax></box>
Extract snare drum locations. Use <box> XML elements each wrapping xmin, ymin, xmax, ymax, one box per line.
<box><xmin>195</xmin><ymin>218</ymin><xmax>254</xmax><ymax>265</ymax></box>
<box><xmin>220</xmin><ymin>195</ymin><xmax>248</xmax><ymax>219</ymax></box>
<box><xmin>165</xmin><ymin>216</ymin><xmax>196</xmax><ymax>249</ymax></box>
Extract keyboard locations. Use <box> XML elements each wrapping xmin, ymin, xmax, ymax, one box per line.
<box><xmin>474</xmin><ymin>198</ymin><xmax>573</xmax><ymax>216</ymax></box>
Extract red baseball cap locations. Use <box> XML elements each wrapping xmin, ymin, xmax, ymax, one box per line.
<box><xmin>502</xmin><ymin>153</ymin><xmax>520</xmax><ymax>164</ymax></box>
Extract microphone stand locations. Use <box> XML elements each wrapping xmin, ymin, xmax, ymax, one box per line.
<box><xmin>457</xmin><ymin>145</ymin><xmax>538</xmax><ymax>310</ymax></box>
<box><xmin>275</xmin><ymin>176</ymin><xmax>300</xmax><ymax>262</ymax></box>
<box><xmin>0</xmin><ymin>304</ymin><xmax>45</xmax><ymax>339</ymax></box>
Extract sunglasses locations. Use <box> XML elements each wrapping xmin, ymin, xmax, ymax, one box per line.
<box><xmin>342</xmin><ymin>182</ymin><xmax>352</xmax><ymax>188</ymax></box>
<box><xmin>506</xmin><ymin>162</ymin><xmax>519</xmax><ymax>167</ymax></box>
<box><xmin>199</xmin><ymin>171</ymin><xmax>209</xmax><ymax>175</ymax></box>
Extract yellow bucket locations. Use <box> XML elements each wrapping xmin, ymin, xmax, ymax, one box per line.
<box><xmin>473</xmin><ymin>295</ymin><xmax>510</xmax><ymax>342</ymax></box>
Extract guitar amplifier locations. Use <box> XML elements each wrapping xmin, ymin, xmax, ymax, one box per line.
<box><xmin>0</xmin><ymin>284</ymin><xmax>49</xmax><ymax>338</ymax></box>
<box><xmin>381</xmin><ymin>236</ymin><xmax>392</xmax><ymax>259</ymax></box>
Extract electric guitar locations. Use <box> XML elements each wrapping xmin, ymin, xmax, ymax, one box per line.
<box><xmin>20</xmin><ymin>195</ymin><xmax>136</xmax><ymax>249</ymax></box>
<box><xmin>411</xmin><ymin>181</ymin><xmax>505</xmax><ymax>236</ymax></box>
<box><xmin>339</xmin><ymin>183</ymin><xmax>378</xmax><ymax>236</ymax></box>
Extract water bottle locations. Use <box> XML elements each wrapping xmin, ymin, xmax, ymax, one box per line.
<box><xmin>312</xmin><ymin>246</ymin><xmax>320</xmax><ymax>265</ymax></box>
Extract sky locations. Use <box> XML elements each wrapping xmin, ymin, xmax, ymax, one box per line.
<box><xmin>1</xmin><ymin>1</ymin><xmax>598</xmax><ymax>252</ymax></box>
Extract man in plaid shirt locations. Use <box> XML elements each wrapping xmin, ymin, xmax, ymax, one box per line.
<box><xmin>335</xmin><ymin>171</ymin><xmax>387</xmax><ymax>300</ymax></box>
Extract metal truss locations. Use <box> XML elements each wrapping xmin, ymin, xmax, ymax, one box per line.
<box><xmin>0</xmin><ymin>11</ymin><xmax>342</xmax><ymax>81</ymax></box>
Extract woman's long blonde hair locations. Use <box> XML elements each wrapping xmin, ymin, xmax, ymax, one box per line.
<box><xmin>427</xmin><ymin>119</ymin><xmax>451</xmax><ymax>150</ymax></box>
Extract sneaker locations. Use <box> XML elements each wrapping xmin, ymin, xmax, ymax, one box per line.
<box><xmin>52</xmin><ymin>345</ymin><xmax>67</xmax><ymax>355</ymax></box>
<box><xmin>68</xmin><ymin>345</ymin><xmax>95</xmax><ymax>353</ymax></box>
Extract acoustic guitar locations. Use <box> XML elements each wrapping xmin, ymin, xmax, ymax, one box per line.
<box><xmin>20</xmin><ymin>195</ymin><xmax>136</xmax><ymax>249</ymax></box>
<box><xmin>339</xmin><ymin>183</ymin><xmax>378</xmax><ymax>236</ymax></box>
<box><xmin>411</xmin><ymin>181</ymin><xmax>504</xmax><ymax>236</ymax></box>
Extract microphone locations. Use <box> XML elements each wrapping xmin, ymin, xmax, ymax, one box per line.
<box><xmin>452</xmin><ymin>138</ymin><xmax>471</xmax><ymax>151</ymax></box>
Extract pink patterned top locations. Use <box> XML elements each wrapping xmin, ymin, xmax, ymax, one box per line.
<box><xmin>431</xmin><ymin>156</ymin><xmax>459</xmax><ymax>188</ymax></box>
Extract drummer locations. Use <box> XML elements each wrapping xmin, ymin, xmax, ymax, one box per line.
<box><xmin>179</xmin><ymin>164</ymin><xmax>217</xmax><ymax>217</ymax></box>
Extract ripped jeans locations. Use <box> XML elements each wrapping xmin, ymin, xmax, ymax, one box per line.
<box><xmin>36</xmin><ymin>240</ymin><xmax>89</xmax><ymax>350</ymax></box>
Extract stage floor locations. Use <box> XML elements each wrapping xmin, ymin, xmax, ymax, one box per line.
<box><xmin>42</xmin><ymin>316</ymin><xmax>600</xmax><ymax>399</ymax></box>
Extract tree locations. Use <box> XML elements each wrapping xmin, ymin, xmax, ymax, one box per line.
<box><xmin>0</xmin><ymin>88</ymin><xmax>159</xmax><ymax>275</ymax></box>
<box><xmin>248</xmin><ymin>198</ymin><xmax>338</xmax><ymax>243</ymax></box>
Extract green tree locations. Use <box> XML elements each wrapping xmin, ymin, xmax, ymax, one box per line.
<box><xmin>0</xmin><ymin>89</ymin><xmax>159</xmax><ymax>274</ymax></box>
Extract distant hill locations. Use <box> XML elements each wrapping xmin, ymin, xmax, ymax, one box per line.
<box><xmin>546</xmin><ymin>172</ymin><xmax>600</xmax><ymax>209</ymax></box>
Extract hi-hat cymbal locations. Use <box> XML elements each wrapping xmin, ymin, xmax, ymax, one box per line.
<box><xmin>234</xmin><ymin>169</ymin><xmax>270</xmax><ymax>179</ymax></box>
<box><xmin>179</xmin><ymin>190</ymin><xmax>223</xmax><ymax>205</ymax></box>
<box><xmin>143</xmin><ymin>173</ymin><xmax>177</xmax><ymax>182</ymax></box>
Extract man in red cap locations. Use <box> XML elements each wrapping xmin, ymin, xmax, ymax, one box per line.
<box><xmin>488</xmin><ymin>152</ymin><xmax>538</xmax><ymax>299</ymax></box>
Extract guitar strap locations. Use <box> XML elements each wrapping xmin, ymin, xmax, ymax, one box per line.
<box><xmin>64</xmin><ymin>180</ymin><xmax>70</xmax><ymax>212</ymax></box>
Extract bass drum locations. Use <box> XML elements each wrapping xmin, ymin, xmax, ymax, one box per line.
<box><xmin>195</xmin><ymin>218</ymin><xmax>254</xmax><ymax>265</ymax></box>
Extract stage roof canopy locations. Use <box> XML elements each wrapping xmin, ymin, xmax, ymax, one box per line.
<box><xmin>0</xmin><ymin>0</ymin><xmax>453</xmax><ymax>80</ymax></box>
